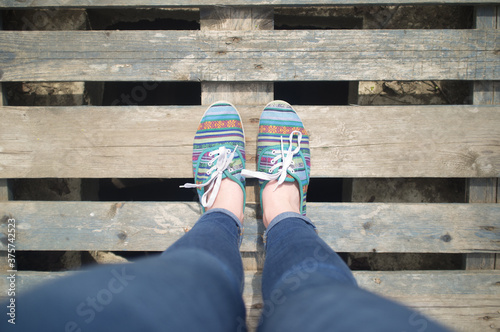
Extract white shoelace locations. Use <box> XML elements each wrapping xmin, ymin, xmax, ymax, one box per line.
<box><xmin>180</xmin><ymin>145</ymin><xmax>238</xmax><ymax>208</ymax></box>
<box><xmin>242</xmin><ymin>130</ymin><xmax>302</xmax><ymax>191</ymax></box>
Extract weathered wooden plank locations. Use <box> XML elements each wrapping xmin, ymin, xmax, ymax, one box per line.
<box><xmin>0</xmin><ymin>180</ymin><xmax>10</xmax><ymax>202</ymax></box>
<box><xmin>475</xmin><ymin>5</ymin><xmax>498</xmax><ymax>29</ymax></box>
<box><xmin>0</xmin><ymin>0</ymin><xmax>496</xmax><ymax>8</ymax></box>
<box><xmin>468</xmin><ymin>178</ymin><xmax>498</xmax><ymax>203</ymax></box>
<box><xmin>0</xmin><ymin>18</ymin><xmax>11</xmax><ymax>274</ymax></box>
<box><xmin>353</xmin><ymin>270</ymin><xmax>500</xmax><ymax>295</ymax></box>
<box><xmin>1</xmin><ymin>30</ymin><xmax>498</xmax><ymax>82</ymax></box>
<box><xmin>245</xmin><ymin>271</ymin><xmax>500</xmax><ymax>332</ymax></box>
<box><xmin>1</xmin><ymin>270</ymin><xmax>498</xmax><ymax>332</ymax></box>
<box><xmin>0</xmin><ymin>179</ymin><xmax>10</xmax><ymax>272</ymax></box>
<box><xmin>200</xmin><ymin>7</ymin><xmax>274</xmax><ymax>106</ymax></box>
<box><xmin>202</xmin><ymin>83</ymin><xmax>274</xmax><ymax>106</ymax></box>
<box><xmin>200</xmin><ymin>7</ymin><xmax>273</xmax><ymax>31</ymax></box>
<box><xmin>465</xmin><ymin>252</ymin><xmax>498</xmax><ymax>269</ymax></box>
<box><xmin>466</xmin><ymin>5</ymin><xmax>499</xmax><ymax>271</ymax></box>
<box><xmin>1</xmin><ymin>105</ymin><xmax>499</xmax><ymax>178</ymax></box>
<box><xmin>0</xmin><ymin>201</ymin><xmax>498</xmax><ymax>253</ymax></box>
<box><xmin>200</xmin><ymin>7</ymin><xmax>273</xmax><ymax>207</ymax></box>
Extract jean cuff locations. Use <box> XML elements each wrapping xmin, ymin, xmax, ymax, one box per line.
<box><xmin>263</xmin><ymin>211</ymin><xmax>316</xmax><ymax>244</ymax></box>
<box><xmin>203</xmin><ymin>208</ymin><xmax>244</xmax><ymax>247</ymax></box>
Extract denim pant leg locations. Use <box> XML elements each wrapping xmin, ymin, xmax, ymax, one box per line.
<box><xmin>258</xmin><ymin>212</ymin><xmax>449</xmax><ymax>332</ymax></box>
<box><xmin>2</xmin><ymin>209</ymin><xmax>247</xmax><ymax>332</ymax></box>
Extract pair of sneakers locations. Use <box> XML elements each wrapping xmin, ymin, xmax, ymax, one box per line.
<box><xmin>181</xmin><ymin>100</ymin><xmax>310</xmax><ymax>217</ymax></box>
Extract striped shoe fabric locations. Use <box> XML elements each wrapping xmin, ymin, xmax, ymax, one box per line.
<box><xmin>242</xmin><ymin>100</ymin><xmax>310</xmax><ymax>215</ymax></box>
<box><xmin>180</xmin><ymin>101</ymin><xmax>246</xmax><ymax>211</ymax></box>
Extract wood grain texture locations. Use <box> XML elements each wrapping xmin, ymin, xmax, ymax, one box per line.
<box><xmin>0</xmin><ymin>201</ymin><xmax>498</xmax><ymax>253</ymax></box>
<box><xmin>0</xmin><ymin>270</ymin><xmax>498</xmax><ymax>332</ymax></box>
<box><xmin>201</xmin><ymin>82</ymin><xmax>274</xmax><ymax>105</ymax></box>
<box><xmin>0</xmin><ymin>0</ymin><xmax>496</xmax><ymax>8</ymax></box>
<box><xmin>1</xmin><ymin>29</ymin><xmax>498</xmax><ymax>82</ymax></box>
<box><xmin>475</xmin><ymin>5</ymin><xmax>498</xmax><ymax>29</ymax></box>
<box><xmin>466</xmin><ymin>5</ymin><xmax>499</xmax><ymax>271</ymax></box>
<box><xmin>244</xmin><ymin>271</ymin><xmax>500</xmax><ymax>332</ymax></box>
<box><xmin>200</xmin><ymin>8</ymin><xmax>274</xmax><ymax>106</ymax></box>
<box><xmin>0</xmin><ymin>180</ymin><xmax>10</xmax><ymax>201</ymax></box>
<box><xmin>200</xmin><ymin>7</ymin><xmax>273</xmax><ymax>31</ymax></box>
<box><xmin>0</xmin><ymin>19</ymin><xmax>10</xmax><ymax>273</ymax></box>
<box><xmin>200</xmin><ymin>6</ymin><xmax>273</xmax><ymax>216</ymax></box>
<box><xmin>1</xmin><ymin>105</ymin><xmax>499</xmax><ymax>178</ymax></box>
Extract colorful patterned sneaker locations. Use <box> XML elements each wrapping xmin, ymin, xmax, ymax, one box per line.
<box><xmin>180</xmin><ymin>101</ymin><xmax>246</xmax><ymax>211</ymax></box>
<box><xmin>242</xmin><ymin>100</ymin><xmax>310</xmax><ymax>215</ymax></box>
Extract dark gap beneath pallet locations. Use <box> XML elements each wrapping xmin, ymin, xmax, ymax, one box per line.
<box><xmin>97</xmin><ymin>178</ymin><xmax>344</xmax><ymax>202</ymax></box>
<box><xmin>16</xmin><ymin>251</ymin><xmax>161</xmax><ymax>271</ymax></box>
<box><xmin>346</xmin><ymin>253</ymin><xmax>463</xmax><ymax>271</ymax></box>
<box><xmin>1</xmin><ymin>9</ymin><xmax>199</xmax><ymax>31</ymax></box>
<box><xmin>11</xmin><ymin>178</ymin><xmax>466</xmax><ymax>204</ymax></box>
<box><xmin>308</xmin><ymin>178</ymin><xmax>344</xmax><ymax>202</ymax></box>
<box><xmin>2</xmin><ymin>6</ymin><xmax>472</xmax><ymax>31</ymax></box>
<box><xmin>86</xmin><ymin>9</ymin><xmax>200</xmax><ymax>30</ymax></box>
<box><xmin>100</xmin><ymin>82</ymin><xmax>201</xmax><ymax>106</ymax></box>
<box><xmin>274</xmin><ymin>6</ymin><xmax>473</xmax><ymax>30</ymax></box>
<box><xmin>358</xmin><ymin>81</ymin><xmax>472</xmax><ymax>105</ymax></box>
<box><xmin>275</xmin><ymin>82</ymin><xmax>350</xmax><ymax>105</ymax></box>
<box><xmin>3</xmin><ymin>81</ymin><xmax>472</xmax><ymax>108</ymax></box>
<box><xmin>350</xmin><ymin>178</ymin><xmax>466</xmax><ymax>203</ymax></box>
<box><xmin>98</xmin><ymin>178</ymin><xmax>197</xmax><ymax>202</ymax></box>
<box><xmin>15</xmin><ymin>251</ymin><xmax>463</xmax><ymax>272</ymax></box>
<box><xmin>275</xmin><ymin>13</ymin><xmax>362</xmax><ymax>30</ymax></box>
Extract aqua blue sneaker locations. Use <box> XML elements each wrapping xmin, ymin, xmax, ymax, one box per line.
<box><xmin>242</xmin><ymin>100</ymin><xmax>310</xmax><ymax>215</ymax></box>
<box><xmin>180</xmin><ymin>101</ymin><xmax>246</xmax><ymax>211</ymax></box>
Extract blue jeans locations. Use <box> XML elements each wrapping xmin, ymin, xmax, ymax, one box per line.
<box><xmin>2</xmin><ymin>209</ymin><xmax>448</xmax><ymax>332</ymax></box>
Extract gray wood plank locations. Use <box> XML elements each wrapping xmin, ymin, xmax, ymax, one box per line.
<box><xmin>468</xmin><ymin>178</ymin><xmax>498</xmax><ymax>203</ymax></box>
<box><xmin>475</xmin><ymin>5</ymin><xmax>498</xmax><ymax>29</ymax></box>
<box><xmin>0</xmin><ymin>201</ymin><xmax>498</xmax><ymax>253</ymax></box>
<box><xmin>245</xmin><ymin>271</ymin><xmax>500</xmax><ymax>332</ymax></box>
<box><xmin>1</xmin><ymin>105</ymin><xmax>499</xmax><ymax>178</ymax></box>
<box><xmin>0</xmin><ymin>0</ymin><xmax>496</xmax><ymax>8</ymax></box>
<box><xmin>1</xmin><ymin>29</ymin><xmax>498</xmax><ymax>82</ymax></box>
<box><xmin>1</xmin><ymin>270</ymin><xmax>498</xmax><ymax>332</ymax></box>
<box><xmin>0</xmin><ymin>180</ymin><xmax>10</xmax><ymax>202</ymax></box>
<box><xmin>200</xmin><ymin>7</ymin><xmax>273</xmax><ymax>31</ymax></box>
<box><xmin>201</xmin><ymin>83</ymin><xmax>274</xmax><ymax>106</ymax></box>
<box><xmin>200</xmin><ymin>7</ymin><xmax>273</xmax><ymax>209</ymax></box>
<box><xmin>466</xmin><ymin>5</ymin><xmax>499</xmax><ymax>271</ymax></box>
<box><xmin>0</xmin><ymin>19</ymin><xmax>11</xmax><ymax>274</ymax></box>
<box><xmin>200</xmin><ymin>7</ymin><xmax>274</xmax><ymax>106</ymax></box>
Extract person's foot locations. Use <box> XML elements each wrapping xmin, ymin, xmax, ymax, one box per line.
<box><xmin>261</xmin><ymin>180</ymin><xmax>300</xmax><ymax>228</ymax></box>
<box><xmin>242</xmin><ymin>100</ymin><xmax>310</xmax><ymax>228</ymax></box>
<box><xmin>180</xmin><ymin>101</ymin><xmax>246</xmax><ymax>222</ymax></box>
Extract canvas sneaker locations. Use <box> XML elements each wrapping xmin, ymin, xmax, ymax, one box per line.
<box><xmin>242</xmin><ymin>100</ymin><xmax>310</xmax><ymax>215</ymax></box>
<box><xmin>180</xmin><ymin>101</ymin><xmax>246</xmax><ymax>211</ymax></box>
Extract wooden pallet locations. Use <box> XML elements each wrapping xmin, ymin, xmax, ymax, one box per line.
<box><xmin>1</xmin><ymin>2</ymin><xmax>499</xmax><ymax>331</ymax></box>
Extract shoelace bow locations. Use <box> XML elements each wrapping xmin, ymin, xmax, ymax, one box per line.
<box><xmin>180</xmin><ymin>145</ymin><xmax>238</xmax><ymax>208</ymax></box>
<box><xmin>242</xmin><ymin>130</ymin><xmax>302</xmax><ymax>191</ymax></box>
